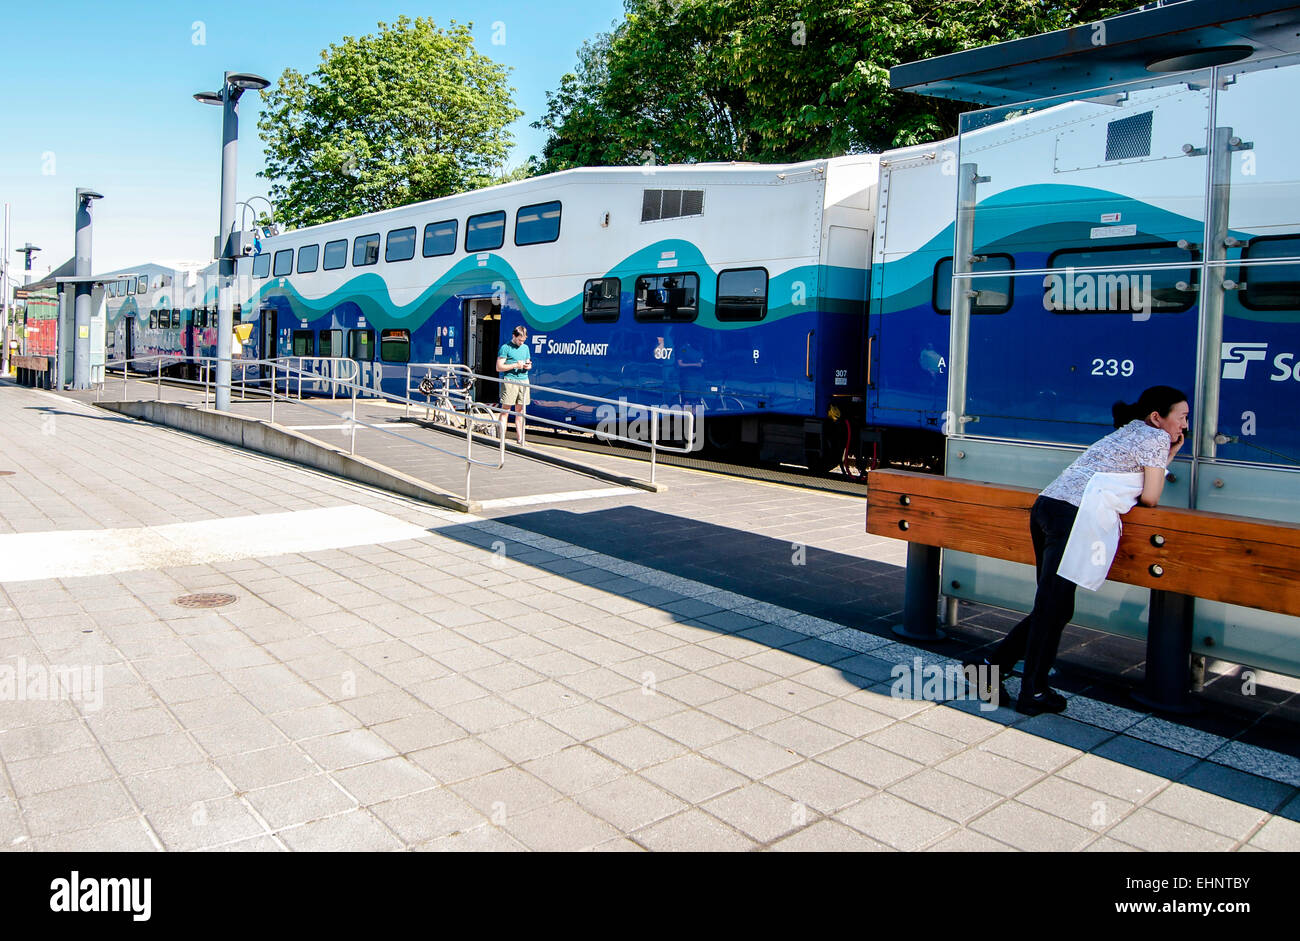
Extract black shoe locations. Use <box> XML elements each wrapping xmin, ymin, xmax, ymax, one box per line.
<box><xmin>1015</xmin><ymin>687</ymin><xmax>1068</xmax><ymax>716</ymax></box>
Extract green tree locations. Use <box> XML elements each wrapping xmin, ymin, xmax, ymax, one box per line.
<box><xmin>258</xmin><ymin>16</ymin><xmax>523</xmax><ymax>228</ymax></box>
<box><xmin>535</xmin><ymin>0</ymin><xmax>1133</xmax><ymax>171</ymax></box>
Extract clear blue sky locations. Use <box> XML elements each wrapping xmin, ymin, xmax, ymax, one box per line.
<box><xmin>0</xmin><ymin>0</ymin><xmax>625</xmax><ymax>276</ymax></box>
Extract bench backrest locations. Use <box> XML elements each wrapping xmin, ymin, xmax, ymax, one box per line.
<box><xmin>866</xmin><ymin>469</ymin><xmax>1300</xmax><ymax>617</ymax></box>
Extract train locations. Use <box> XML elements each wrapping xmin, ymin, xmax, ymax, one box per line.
<box><xmin>94</xmin><ymin>45</ymin><xmax>1299</xmax><ymax>483</ymax></box>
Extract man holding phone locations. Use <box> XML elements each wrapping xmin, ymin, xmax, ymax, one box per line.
<box><xmin>496</xmin><ymin>325</ymin><xmax>532</xmax><ymax>445</ymax></box>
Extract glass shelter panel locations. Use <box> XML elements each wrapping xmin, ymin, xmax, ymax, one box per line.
<box><xmin>962</xmin><ymin>268</ymin><xmax>1199</xmax><ymax>446</ymax></box>
<box><xmin>956</xmin><ymin>72</ymin><xmax>1212</xmax><ymax>264</ymax></box>
<box><xmin>1216</xmin><ymin>53</ymin><xmax>1300</xmax><ymax>242</ymax></box>
<box><xmin>1215</xmin><ymin>258</ymin><xmax>1300</xmax><ymax>468</ymax></box>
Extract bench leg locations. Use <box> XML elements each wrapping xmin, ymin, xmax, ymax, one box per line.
<box><xmin>892</xmin><ymin>542</ymin><xmax>945</xmax><ymax>641</ymax></box>
<box><xmin>1132</xmin><ymin>590</ymin><xmax>1198</xmax><ymax>714</ymax></box>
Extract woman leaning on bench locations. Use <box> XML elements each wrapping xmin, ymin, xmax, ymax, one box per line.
<box><xmin>976</xmin><ymin>386</ymin><xmax>1190</xmax><ymax>715</ymax></box>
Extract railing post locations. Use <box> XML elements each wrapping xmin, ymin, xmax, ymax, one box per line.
<box><xmin>465</xmin><ymin>400</ymin><xmax>473</xmax><ymax>504</ymax></box>
<box><xmin>892</xmin><ymin>543</ymin><xmax>945</xmax><ymax>641</ymax></box>
<box><xmin>1133</xmin><ymin>590</ymin><xmax>1198</xmax><ymax>713</ymax></box>
<box><xmin>122</xmin><ymin>358</ymin><xmax>127</xmax><ymax>399</ymax></box>
<box><xmin>156</xmin><ymin>366</ymin><xmax>161</xmax><ymax>401</ymax></box>
<box><xmin>350</xmin><ymin>384</ymin><xmax>357</xmax><ymax>455</ymax></box>
<box><xmin>650</xmin><ymin>407</ymin><xmax>658</xmax><ymax>485</ymax></box>
<box><xmin>204</xmin><ymin>361</ymin><xmax>210</xmax><ymax>408</ymax></box>
<box><xmin>405</xmin><ymin>365</ymin><xmax>411</xmax><ymax>418</ymax></box>
<box><xmin>270</xmin><ymin>363</ymin><xmax>276</xmax><ymax>424</ymax></box>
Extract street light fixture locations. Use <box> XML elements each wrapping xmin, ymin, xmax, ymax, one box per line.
<box><xmin>18</xmin><ymin>243</ymin><xmax>41</xmax><ymax>282</ymax></box>
<box><xmin>194</xmin><ymin>70</ymin><xmax>271</xmax><ymax>412</ymax></box>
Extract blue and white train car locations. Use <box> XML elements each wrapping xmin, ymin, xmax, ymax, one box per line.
<box><xmin>101</xmin><ymin>260</ymin><xmax>222</xmax><ymax>376</ymax></box>
<box><xmin>237</xmin><ymin>159</ymin><xmax>879</xmax><ymax>468</ymax></box>
<box><xmin>885</xmin><ymin>5</ymin><xmax>1300</xmax><ymax>677</ymax></box>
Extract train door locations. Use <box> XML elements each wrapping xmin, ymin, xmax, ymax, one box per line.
<box><xmin>260</xmin><ymin>308</ymin><xmax>278</xmax><ymax>381</ymax></box>
<box><xmin>348</xmin><ymin>326</ymin><xmax>376</xmax><ymax>392</ymax></box>
<box><xmin>182</xmin><ymin>310</ymin><xmax>196</xmax><ymax>375</ymax></box>
<box><xmin>124</xmin><ymin>316</ymin><xmax>135</xmax><ymax>363</ymax></box>
<box><xmin>462</xmin><ymin>298</ymin><xmax>501</xmax><ymax>402</ymax></box>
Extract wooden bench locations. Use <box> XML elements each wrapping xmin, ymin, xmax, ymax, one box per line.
<box><xmin>12</xmin><ymin>355</ymin><xmax>51</xmax><ymax>389</ymax></box>
<box><xmin>866</xmin><ymin>469</ymin><xmax>1300</xmax><ymax>711</ymax></box>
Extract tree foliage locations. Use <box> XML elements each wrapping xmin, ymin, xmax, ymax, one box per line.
<box><xmin>534</xmin><ymin>0</ymin><xmax>1133</xmax><ymax>171</ymax></box>
<box><xmin>259</xmin><ymin>16</ymin><xmax>522</xmax><ymax>228</ymax></box>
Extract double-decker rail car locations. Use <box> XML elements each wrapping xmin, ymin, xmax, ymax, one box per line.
<box><xmin>102</xmin><ymin>260</ymin><xmax>223</xmax><ymax>377</ymax></box>
<box><xmin>881</xmin><ymin>32</ymin><xmax>1300</xmax><ymax>675</ymax></box>
<box><xmin>237</xmin><ymin>158</ymin><xmax>879</xmax><ymax>469</ymax></box>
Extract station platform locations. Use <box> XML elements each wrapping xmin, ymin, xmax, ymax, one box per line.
<box><xmin>1</xmin><ymin>378</ymin><xmax>1298</xmax><ymax>851</ymax></box>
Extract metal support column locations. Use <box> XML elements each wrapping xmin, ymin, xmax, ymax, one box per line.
<box><xmin>892</xmin><ymin>542</ymin><xmax>945</xmax><ymax>641</ymax></box>
<box><xmin>1133</xmin><ymin>590</ymin><xmax>1198</xmax><ymax>713</ymax></box>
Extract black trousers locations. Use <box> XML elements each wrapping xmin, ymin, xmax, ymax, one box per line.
<box><xmin>990</xmin><ymin>495</ymin><xmax>1080</xmax><ymax>695</ymax></box>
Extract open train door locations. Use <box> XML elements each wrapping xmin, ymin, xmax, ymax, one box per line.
<box><xmin>461</xmin><ymin>297</ymin><xmax>501</xmax><ymax>402</ymax></box>
<box><xmin>260</xmin><ymin>307</ymin><xmax>278</xmax><ymax>381</ymax></box>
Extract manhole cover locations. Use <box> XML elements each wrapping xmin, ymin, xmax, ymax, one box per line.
<box><xmin>174</xmin><ymin>592</ymin><xmax>238</xmax><ymax>609</ymax></box>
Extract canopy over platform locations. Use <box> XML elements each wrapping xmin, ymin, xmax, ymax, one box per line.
<box><xmin>890</xmin><ymin>0</ymin><xmax>1300</xmax><ymax>105</ymax></box>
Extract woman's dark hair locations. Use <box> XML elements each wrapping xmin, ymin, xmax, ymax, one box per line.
<box><xmin>1112</xmin><ymin>385</ymin><xmax>1188</xmax><ymax>428</ymax></box>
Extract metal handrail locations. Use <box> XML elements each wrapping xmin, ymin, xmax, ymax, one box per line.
<box><xmin>104</xmin><ymin>354</ymin><xmax>506</xmax><ymax>505</ymax></box>
<box><xmin>280</xmin><ymin>356</ymin><xmax>360</xmax><ymax>400</ymax></box>
<box><xmin>394</xmin><ymin>362</ymin><xmax>699</xmax><ymax>484</ymax></box>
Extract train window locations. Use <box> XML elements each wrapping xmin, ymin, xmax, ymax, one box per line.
<box><xmin>348</xmin><ymin>328</ymin><xmax>375</xmax><ymax>361</ymax></box>
<box><xmin>933</xmin><ymin>255</ymin><xmax>1015</xmax><ymax>315</ymax></box>
<box><xmin>323</xmin><ymin>239</ymin><xmax>348</xmax><ymax>270</ymax></box>
<box><xmin>385</xmin><ymin>227</ymin><xmax>417</xmax><ymax>263</ymax></box>
<box><xmin>298</xmin><ymin>244</ymin><xmax>320</xmax><ymax>274</ymax></box>
<box><xmin>319</xmin><ymin>329</ymin><xmax>342</xmax><ymax>357</ymax></box>
<box><xmin>515</xmin><ymin>201</ymin><xmax>562</xmax><ymax>246</ymax></box>
<box><xmin>380</xmin><ymin>328</ymin><xmax>410</xmax><ymax>363</ymax></box>
<box><xmin>634</xmin><ymin>273</ymin><xmax>699</xmax><ymax>323</ymax></box>
<box><xmin>273</xmin><ymin>249</ymin><xmax>294</xmax><ymax>277</ymax></box>
<box><xmin>465</xmin><ymin>211</ymin><xmax>506</xmax><ymax>252</ymax></box>
<box><xmin>137</xmin><ymin>277</ymin><xmax>147</xmax><ymax>295</ymax></box>
<box><xmin>252</xmin><ymin>253</ymin><xmax>271</xmax><ymax>279</ymax></box>
<box><xmin>1240</xmin><ymin>235</ymin><xmax>1300</xmax><ymax>311</ymax></box>
<box><xmin>642</xmin><ymin>189</ymin><xmax>705</xmax><ymax>222</ymax></box>
<box><xmin>172</xmin><ymin>310</ymin><xmax>182</xmax><ymax>328</ymax></box>
<box><xmin>1046</xmin><ymin>243</ymin><xmax>1197</xmax><ymax>315</ymax></box>
<box><xmin>291</xmin><ymin>330</ymin><xmax>314</xmax><ymax>356</ymax></box>
<box><xmin>149</xmin><ymin>311</ymin><xmax>157</xmax><ymax>329</ymax></box>
<box><xmin>352</xmin><ymin>234</ymin><xmax>380</xmax><ymax>267</ymax></box>
<box><xmin>423</xmin><ymin>220</ymin><xmax>457</xmax><ymax>257</ymax></box>
<box><xmin>195</xmin><ymin>310</ymin><xmax>205</xmax><ymax>329</ymax></box>
<box><xmin>716</xmin><ymin>268</ymin><xmax>768</xmax><ymax>322</ymax></box>
<box><xmin>582</xmin><ymin>278</ymin><xmax>621</xmax><ymax>323</ymax></box>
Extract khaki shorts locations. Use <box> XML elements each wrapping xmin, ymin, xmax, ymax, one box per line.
<box><xmin>500</xmin><ymin>382</ymin><xmax>530</xmax><ymax>407</ymax></box>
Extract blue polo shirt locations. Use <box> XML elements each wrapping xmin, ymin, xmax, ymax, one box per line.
<box><xmin>498</xmin><ymin>341</ymin><xmax>530</xmax><ymax>383</ymax></box>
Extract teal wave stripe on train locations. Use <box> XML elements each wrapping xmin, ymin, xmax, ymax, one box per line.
<box><xmin>241</xmin><ymin>239</ymin><xmax>868</xmax><ymax>333</ymax></box>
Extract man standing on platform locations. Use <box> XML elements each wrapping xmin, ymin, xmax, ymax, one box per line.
<box><xmin>496</xmin><ymin>324</ymin><xmax>531</xmax><ymax>445</ymax></box>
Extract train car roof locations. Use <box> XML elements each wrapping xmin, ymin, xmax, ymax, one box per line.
<box><xmin>890</xmin><ymin>0</ymin><xmax>1300</xmax><ymax>105</ymax></box>
<box><xmin>279</xmin><ymin>156</ymin><xmax>877</xmax><ymax>239</ymax></box>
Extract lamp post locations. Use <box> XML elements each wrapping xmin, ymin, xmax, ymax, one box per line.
<box><xmin>18</xmin><ymin>243</ymin><xmax>41</xmax><ymax>286</ymax></box>
<box><xmin>195</xmin><ymin>71</ymin><xmax>270</xmax><ymax>411</ymax></box>
<box><xmin>72</xmin><ymin>188</ymin><xmax>104</xmax><ymax>389</ymax></box>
